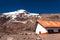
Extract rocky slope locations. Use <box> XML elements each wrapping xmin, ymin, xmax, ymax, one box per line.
<box><xmin>0</xmin><ymin>9</ymin><xmax>40</xmax><ymax>34</ymax></box>
<box><xmin>40</xmin><ymin>14</ymin><xmax>60</xmax><ymax>21</ymax></box>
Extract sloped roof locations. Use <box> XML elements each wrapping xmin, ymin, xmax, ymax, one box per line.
<box><xmin>37</xmin><ymin>20</ymin><xmax>60</xmax><ymax>28</ymax></box>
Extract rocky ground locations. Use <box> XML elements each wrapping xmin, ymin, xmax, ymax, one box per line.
<box><xmin>0</xmin><ymin>31</ymin><xmax>42</xmax><ymax>40</ymax></box>
<box><xmin>0</xmin><ymin>32</ymin><xmax>60</xmax><ymax>40</ymax></box>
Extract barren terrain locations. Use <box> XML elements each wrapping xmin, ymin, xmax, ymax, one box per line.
<box><xmin>0</xmin><ymin>13</ymin><xmax>60</xmax><ymax>40</ymax></box>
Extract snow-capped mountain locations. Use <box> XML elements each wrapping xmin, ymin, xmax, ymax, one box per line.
<box><xmin>0</xmin><ymin>9</ymin><xmax>41</xmax><ymax>25</ymax></box>
<box><xmin>3</xmin><ymin>9</ymin><xmax>28</xmax><ymax>19</ymax></box>
<box><xmin>2</xmin><ymin>9</ymin><xmax>40</xmax><ymax>21</ymax></box>
<box><xmin>3</xmin><ymin>9</ymin><xmax>39</xmax><ymax>16</ymax></box>
<box><xmin>0</xmin><ymin>9</ymin><xmax>41</xmax><ymax>33</ymax></box>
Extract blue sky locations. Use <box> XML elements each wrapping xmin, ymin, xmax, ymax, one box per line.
<box><xmin>0</xmin><ymin>0</ymin><xmax>60</xmax><ymax>13</ymax></box>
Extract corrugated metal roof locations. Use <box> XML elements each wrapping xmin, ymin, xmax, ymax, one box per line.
<box><xmin>37</xmin><ymin>20</ymin><xmax>60</xmax><ymax>28</ymax></box>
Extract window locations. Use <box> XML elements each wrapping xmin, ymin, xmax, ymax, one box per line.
<box><xmin>48</xmin><ymin>30</ymin><xmax>54</xmax><ymax>33</ymax></box>
<box><xmin>58</xmin><ymin>29</ymin><xmax>60</xmax><ymax>32</ymax></box>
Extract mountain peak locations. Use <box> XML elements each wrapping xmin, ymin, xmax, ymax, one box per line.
<box><xmin>3</xmin><ymin>9</ymin><xmax>28</xmax><ymax>15</ymax></box>
<box><xmin>17</xmin><ymin>9</ymin><xmax>27</xmax><ymax>13</ymax></box>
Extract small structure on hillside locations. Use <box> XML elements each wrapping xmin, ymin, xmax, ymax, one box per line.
<box><xmin>36</xmin><ymin>20</ymin><xmax>60</xmax><ymax>34</ymax></box>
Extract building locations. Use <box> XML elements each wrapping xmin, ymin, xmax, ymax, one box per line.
<box><xmin>36</xmin><ymin>20</ymin><xmax>60</xmax><ymax>34</ymax></box>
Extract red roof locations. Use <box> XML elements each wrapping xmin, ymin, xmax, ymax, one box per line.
<box><xmin>37</xmin><ymin>20</ymin><xmax>60</xmax><ymax>28</ymax></box>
